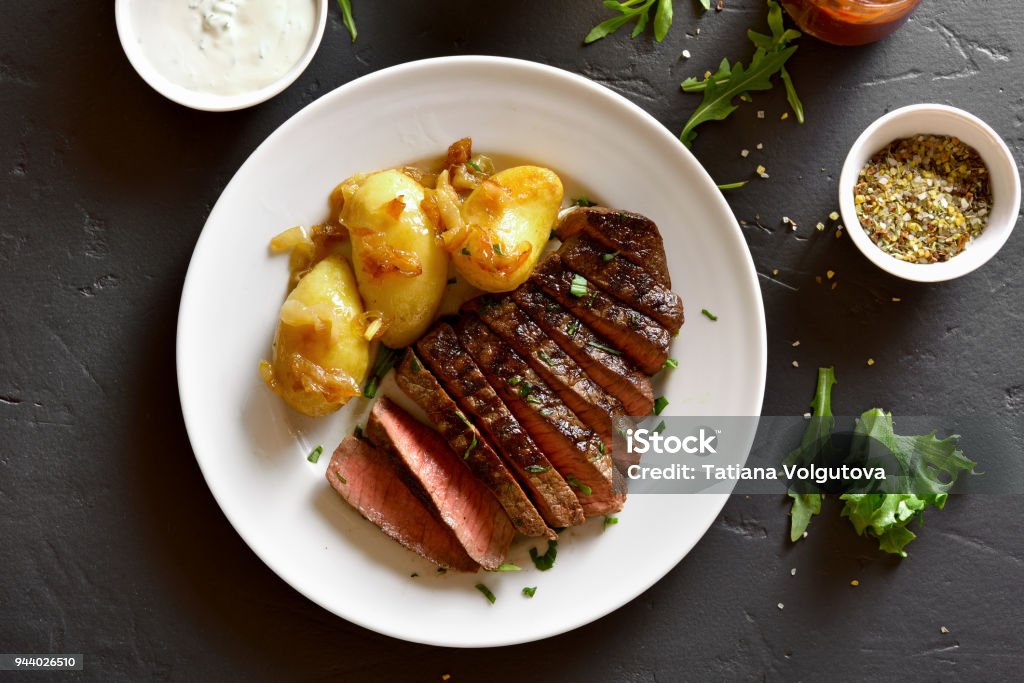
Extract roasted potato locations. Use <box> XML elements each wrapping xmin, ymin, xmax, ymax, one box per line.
<box><xmin>343</xmin><ymin>170</ymin><xmax>448</xmax><ymax>348</ymax></box>
<box><xmin>259</xmin><ymin>256</ymin><xmax>369</xmax><ymax>417</ymax></box>
<box><xmin>453</xmin><ymin>166</ymin><xmax>563</xmax><ymax>292</ymax></box>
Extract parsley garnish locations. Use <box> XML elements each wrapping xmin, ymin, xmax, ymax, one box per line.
<box><xmin>475</xmin><ymin>583</ymin><xmax>496</xmax><ymax>604</ymax></box>
<box><xmin>522</xmin><ymin>586</ymin><xmax>538</xmax><ymax>598</ymax></box>
<box><xmin>529</xmin><ymin>540</ymin><xmax>558</xmax><ymax>571</ymax></box>
<box><xmin>603</xmin><ymin>516</ymin><xmax>619</xmax><ymax>530</ymax></box>
<box><xmin>587</xmin><ymin>340</ymin><xmax>621</xmax><ymax>356</ymax></box>
<box><xmin>566</xmin><ymin>319</ymin><xmax>581</xmax><ymax>336</ymax></box>
<box><xmin>566</xmin><ymin>475</ymin><xmax>593</xmax><ymax>496</ymax></box>
<box><xmin>538</xmin><ymin>350</ymin><xmax>555</xmax><ymax>366</ymax></box>
<box><xmin>307</xmin><ymin>445</ymin><xmax>323</xmax><ymax>463</ymax></box>
<box><xmin>492</xmin><ymin>563</ymin><xmax>522</xmax><ymax>572</ymax></box>
<box><xmin>701</xmin><ymin>308</ymin><xmax>718</xmax><ymax>321</ymax></box>
<box><xmin>654</xmin><ymin>396</ymin><xmax>669</xmax><ymax>415</ymax></box>
<box><xmin>525</xmin><ymin>464</ymin><xmax>550</xmax><ymax>474</ymax></box>
<box><xmin>336</xmin><ymin>0</ymin><xmax>357</xmax><ymax>42</ymax></box>
<box><xmin>679</xmin><ymin>1</ymin><xmax>802</xmax><ymax>147</ymax></box>
<box><xmin>509</xmin><ymin>375</ymin><xmax>523</xmax><ymax>387</ymax></box>
<box><xmin>602</xmin><ymin>251</ymin><xmax>619</xmax><ymax>262</ymax></box>
<box><xmin>663</xmin><ymin>358</ymin><xmax>679</xmax><ymax>370</ymax></box>
<box><xmin>518</xmin><ymin>381</ymin><xmax>533</xmax><ymax>399</ymax></box>
<box><xmin>572</xmin><ymin>196</ymin><xmax>597</xmax><ymax>207</ymax></box>
<box><xmin>569</xmin><ymin>274</ymin><xmax>589</xmax><ymax>298</ymax></box>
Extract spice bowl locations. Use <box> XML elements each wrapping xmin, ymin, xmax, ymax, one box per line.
<box><xmin>838</xmin><ymin>103</ymin><xmax>1021</xmax><ymax>282</ymax></box>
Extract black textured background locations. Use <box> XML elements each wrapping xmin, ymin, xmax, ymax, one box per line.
<box><xmin>2</xmin><ymin>1</ymin><xmax>1023</xmax><ymax>680</ymax></box>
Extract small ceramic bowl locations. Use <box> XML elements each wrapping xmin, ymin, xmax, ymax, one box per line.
<box><xmin>838</xmin><ymin>104</ymin><xmax>1021</xmax><ymax>282</ymax></box>
<box><xmin>115</xmin><ymin>0</ymin><xmax>328</xmax><ymax>112</ymax></box>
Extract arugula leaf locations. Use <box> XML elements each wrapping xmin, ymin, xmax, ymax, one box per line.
<box><xmin>679</xmin><ymin>1</ymin><xmax>801</xmax><ymax>146</ymax></box>
<box><xmin>337</xmin><ymin>0</ymin><xmax>357</xmax><ymax>42</ymax></box>
<box><xmin>786</xmin><ymin>367</ymin><xmax>836</xmax><ymax>541</ymax></box>
<box><xmin>585</xmin><ymin>0</ymin><xmax>696</xmax><ymax>45</ymax></box>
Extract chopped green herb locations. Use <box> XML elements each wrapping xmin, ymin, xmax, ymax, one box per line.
<box><xmin>492</xmin><ymin>242</ymin><xmax>505</xmax><ymax>256</ymax></box>
<box><xmin>653</xmin><ymin>420</ymin><xmax>667</xmax><ymax>434</ymax></box>
<box><xmin>522</xmin><ymin>586</ymin><xmax>538</xmax><ymax>598</ymax></box>
<box><xmin>598</xmin><ymin>442</ymin><xmax>606</xmax><ymax>454</ymax></box>
<box><xmin>587</xmin><ymin>340</ymin><xmax>621</xmax><ymax>356</ymax></box>
<box><xmin>518</xmin><ymin>381</ymin><xmax>533</xmax><ymax>398</ymax></box>
<box><xmin>572</xmin><ymin>197</ymin><xmax>596</xmax><ymax>207</ymax></box>
<box><xmin>538</xmin><ymin>350</ymin><xmax>556</xmax><ymax>366</ymax></box>
<box><xmin>493</xmin><ymin>563</ymin><xmax>522</xmax><ymax>572</ymax></box>
<box><xmin>663</xmin><ymin>358</ymin><xmax>679</xmax><ymax>370</ymax></box>
<box><xmin>566</xmin><ymin>319</ymin><xmax>581</xmax><ymax>336</ymax></box>
<box><xmin>475</xmin><ymin>583</ymin><xmax>496</xmax><ymax>604</ymax></box>
<box><xmin>467</xmin><ymin>159</ymin><xmax>483</xmax><ymax>173</ymax></box>
<box><xmin>602</xmin><ymin>251</ymin><xmax>619</xmax><ymax>262</ymax></box>
<box><xmin>525</xmin><ymin>394</ymin><xmax>543</xmax><ymax>405</ymax></box>
<box><xmin>509</xmin><ymin>375</ymin><xmax>523</xmax><ymax>387</ymax></box>
<box><xmin>603</xmin><ymin>515</ymin><xmax>619</xmax><ymax>530</ymax></box>
<box><xmin>364</xmin><ymin>346</ymin><xmax>401</xmax><ymax>398</ymax></box>
<box><xmin>336</xmin><ymin>0</ymin><xmax>357</xmax><ymax>42</ymax></box>
<box><xmin>653</xmin><ymin>396</ymin><xmax>669</xmax><ymax>415</ymax></box>
<box><xmin>584</xmin><ymin>290</ymin><xmax>599</xmax><ymax>309</ymax></box>
<box><xmin>525</xmin><ymin>464</ymin><xmax>550</xmax><ymax>474</ymax></box>
<box><xmin>529</xmin><ymin>540</ymin><xmax>558</xmax><ymax>571</ymax></box>
<box><xmin>701</xmin><ymin>308</ymin><xmax>718</xmax><ymax>321</ymax></box>
<box><xmin>307</xmin><ymin>445</ymin><xmax>324</xmax><ymax>463</ymax></box>
<box><xmin>409</xmin><ymin>354</ymin><xmax>421</xmax><ymax>373</ymax></box>
<box><xmin>461</xmin><ymin>247</ymin><xmax>471</xmax><ymax>256</ymax></box>
<box><xmin>569</xmin><ymin>274</ymin><xmax>589</xmax><ymax>298</ymax></box>
<box><xmin>566</xmin><ymin>475</ymin><xmax>593</xmax><ymax>496</ymax></box>
<box><xmin>716</xmin><ymin>181</ymin><xmax>749</xmax><ymax>190</ymax></box>
<box><xmin>335</xmin><ymin>471</ymin><xmax>348</xmax><ymax>485</ymax></box>
<box><xmin>456</xmin><ymin>412</ymin><xmax>478</xmax><ymax>459</ymax></box>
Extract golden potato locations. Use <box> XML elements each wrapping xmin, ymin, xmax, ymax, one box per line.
<box><xmin>454</xmin><ymin>166</ymin><xmax>563</xmax><ymax>292</ymax></box>
<box><xmin>343</xmin><ymin>170</ymin><xmax>448</xmax><ymax>348</ymax></box>
<box><xmin>259</xmin><ymin>256</ymin><xmax>369</xmax><ymax>417</ymax></box>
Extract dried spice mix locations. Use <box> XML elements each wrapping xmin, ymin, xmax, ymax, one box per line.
<box><xmin>854</xmin><ymin>135</ymin><xmax>991</xmax><ymax>263</ymax></box>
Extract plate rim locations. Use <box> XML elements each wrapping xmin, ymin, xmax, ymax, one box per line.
<box><xmin>175</xmin><ymin>55</ymin><xmax>768</xmax><ymax>647</ymax></box>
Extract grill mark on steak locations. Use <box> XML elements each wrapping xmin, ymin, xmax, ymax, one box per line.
<box><xmin>458</xmin><ymin>318</ymin><xmax>625</xmax><ymax>517</ymax></box>
<box><xmin>395</xmin><ymin>351</ymin><xmax>554</xmax><ymax>539</ymax></box>
<box><xmin>365</xmin><ymin>398</ymin><xmax>516</xmax><ymax>569</ymax></box>
<box><xmin>513</xmin><ymin>284</ymin><xmax>654</xmax><ymax>417</ymax></box>
<box><xmin>531</xmin><ymin>254</ymin><xmax>670</xmax><ymax>374</ymax></box>
<box><xmin>416</xmin><ymin>324</ymin><xmax>585</xmax><ymax>528</ymax></box>
<box><xmin>326</xmin><ymin>436</ymin><xmax>478</xmax><ymax>572</ymax></box>
<box><xmin>558</xmin><ymin>234</ymin><xmax>684</xmax><ymax>334</ymax></box>
<box><xmin>556</xmin><ymin>206</ymin><xmax>672</xmax><ymax>287</ymax></box>
<box><xmin>468</xmin><ymin>296</ymin><xmax>625</xmax><ymax>447</ymax></box>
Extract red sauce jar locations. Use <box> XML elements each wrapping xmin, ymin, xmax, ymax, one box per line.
<box><xmin>781</xmin><ymin>0</ymin><xmax>923</xmax><ymax>46</ymax></box>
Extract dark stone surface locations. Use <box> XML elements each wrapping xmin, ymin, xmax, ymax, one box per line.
<box><xmin>2</xmin><ymin>1</ymin><xmax>1022</xmax><ymax>680</ymax></box>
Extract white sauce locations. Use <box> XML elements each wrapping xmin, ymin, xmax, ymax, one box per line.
<box><xmin>132</xmin><ymin>0</ymin><xmax>317</xmax><ymax>96</ymax></box>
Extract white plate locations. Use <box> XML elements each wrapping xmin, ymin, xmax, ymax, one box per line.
<box><xmin>176</xmin><ymin>56</ymin><xmax>767</xmax><ymax>647</ymax></box>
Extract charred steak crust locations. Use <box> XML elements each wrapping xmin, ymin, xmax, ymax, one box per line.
<box><xmin>472</xmin><ymin>296</ymin><xmax>625</xmax><ymax>446</ymax></box>
<box><xmin>556</xmin><ymin>206</ymin><xmax>672</xmax><ymax>288</ymax></box>
<box><xmin>364</xmin><ymin>398</ymin><xmax>516</xmax><ymax>570</ymax></box>
<box><xmin>416</xmin><ymin>324</ymin><xmax>585</xmax><ymax>528</ymax></box>
<box><xmin>395</xmin><ymin>351</ymin><xmax>554</xmax><ymax>539</ymax></box>
<box><xmin>458</xmin><ymin>317</ymin><xmax>624</xmax><ymax>517</ymax></box>
<box><xmin>531</xmin><ymin>254</ymin><xmax>670</xmax><ymax>374</ymax></box>
<box><xmin>326</xmin><ymin>436</ymin><xmax>478</xmax><ymax>572</ymax></box>
<box><xmin>513</xmin><ymin>284</ymin><xmax>655</xmax><ymax>417</ymax></box>
<box><xmin>558</xmin><ymin>234</ymin><xmax>684</xmax><ymax>334</ymax></box>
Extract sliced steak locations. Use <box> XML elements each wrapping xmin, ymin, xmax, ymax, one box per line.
<box><xmin>326</xmin><ymin>436</ymin><xmax>477</xmax><ymax>572</ymax></box>
<box><xmin>556</xmin><ymin>207</ymin><xmax>672</xmax><ymax>287</ymax></box>
<box><xmin>458</xmin><ymin>318</ymin><xmax>624</xmax><ymax>517</ymax></box>
<box><xmin>468</xmin><ymin>296</ymin><xmax>624</xmax><ymax>447</ymax></box>
<box><xmin>365</xmin><ymin>398</ymin><xmax>515</xmax><ymax>569</ymax></box>
<box><xmin>558</xmin><ymin>234</ymin><xmax>684</xmax><ymax>334</ymax></box>
<box><xmin>531</xmin><ymin>254</ymin><xmax>670</xmax><ymax>374</ymax></box>
<box><xmin>395</xmin><ymin>350</ymin><xmax>554</xmax><ymax>539</ymax></box>
<box><xmin>513</xmin><ymin>284</ymin><xmax>654</xmax><ymax>416</ymax></box>
<box><xmin>416</xmin><ymin>324</ymin><xmax>585</xmax><ymax>528</ymax></box>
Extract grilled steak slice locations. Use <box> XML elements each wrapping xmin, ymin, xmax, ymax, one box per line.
<box><xmin>513</xmin><ymin>284</ymin><xmax>654</xmax><ymax>416</ymax></box>
<box><xmin>365</xmin><ymin>398</ymin><xmax>516</xmax><ymax>569</ymax></box>
<box><xmin>395</xmin><ymin>351</ymin><xmax>554</xmax><ymax>539</ymax></box>
<box><xmin>326</xmin><ymin>436</ymin><xmax>478</xmax><ymax>572</ymax></box>
<box><xmin>458</xmin><ymin>318</ymin><xmax>625</xmax><ymax>517</ymax></box>
<box><xmin>558</xmin><ymin>234</ymin><xmax>684</xmax><ymax>334</ymax></box>
<box><xmin>416</xmin><ymin>324</ymin><xmax>585</xmax><ymax>528</ymax></box>
<box><xmin>556</xmin><ymin>207</ymin><xmax>671</xmax><ymax>287</ymax></box>
<box><xmin>531</xmin><ymin>254</ymin><xmax>670</xmax><ymax>374</ymax></box>
<box><xmin>467</xmin><ymin>296</ymin><xmax>624</xmax><ymax>446</ymax></box>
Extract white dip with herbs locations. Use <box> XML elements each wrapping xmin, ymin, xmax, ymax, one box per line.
<box><xmin>132</xmin><ymin>0</ymin><xmax>317</xmax><ymax>96</ymax></box>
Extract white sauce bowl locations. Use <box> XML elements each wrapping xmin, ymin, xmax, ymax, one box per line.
<box><xmin>115</xmin><ymin>0</ymin><xmax>327</xmax><ymax>111</ymax></box>
<box><xmin>839</xmin><ymin>104</ymin><xmax>1021</xmax><ymax>282</ymax></box>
